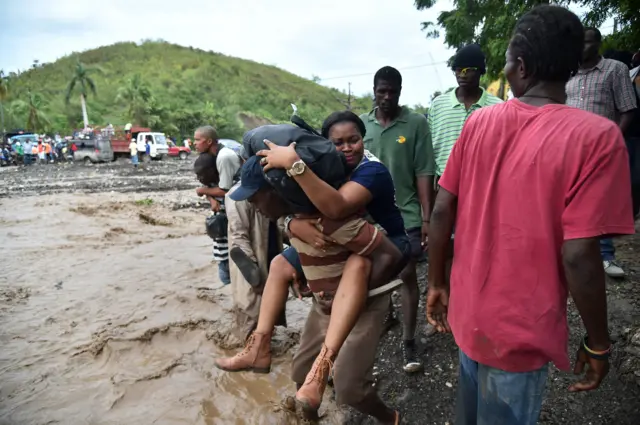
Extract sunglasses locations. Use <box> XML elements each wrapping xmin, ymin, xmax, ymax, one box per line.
<box><xmin>454</xmin><ymin>67</ymin><xmax>479</xmax><ymax>76</ymax></box>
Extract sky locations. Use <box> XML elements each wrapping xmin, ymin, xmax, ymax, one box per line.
<box><xmin>0</xmin><ymin>1</ymin><xmax>614</xmax><ymax>108</ymax></box>
<box><xmin>0</xmin><ymin>0</ymin><xmax>460</xmax><ymax>107</ymax></box>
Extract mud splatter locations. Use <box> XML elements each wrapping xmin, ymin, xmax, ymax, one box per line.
<box><xmin>138</xmin><ymin>212</ymin><xmax>171</xmax><ymax>226</ymax></box>
<box><xmin>73</xmin><ymin>318</ymin><xmax>218</xmax><ymax>357</ymax></box>
<box><xmin>0</xmin><ymin>286</ymin><xmax>31</xmax><ymax>304</ymax></box>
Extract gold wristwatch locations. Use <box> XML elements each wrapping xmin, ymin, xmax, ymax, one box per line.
<box><xmin>286</xmin><ymin>159</ymin><xmax>306</xmax><ymax>177</ymax></box>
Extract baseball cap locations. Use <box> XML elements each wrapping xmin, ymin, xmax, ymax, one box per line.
<box><xmin>229</xmin><ymin>156</ymin><xmax>270</xmax><ymax>201</ymax></box>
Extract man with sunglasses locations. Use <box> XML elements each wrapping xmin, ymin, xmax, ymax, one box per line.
<box><xmin>430</xmin><ymin>44</ymin><xmax>503</xmax><ymax>182</ymax></box>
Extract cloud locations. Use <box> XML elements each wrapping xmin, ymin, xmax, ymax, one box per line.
<box><xmin>0</xmin><ymin>0</ymin><xmax>459</xmax><ymax>105</ymax></box>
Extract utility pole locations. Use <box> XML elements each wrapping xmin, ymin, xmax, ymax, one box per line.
<box><xmin>334</xmin><ymin>82</ymin><xmax>353</xmax><ymax>110</ymax></box>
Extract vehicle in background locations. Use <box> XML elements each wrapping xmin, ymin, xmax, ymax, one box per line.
<box><xmin>219</xmin><ymin>139</ymin><xmax>245</xmax><ymax>158</ymax></box>
<box><xmin>8</xmin><ymin>133</ymin><xmax>38</xmax><ymax>149</ymax></box>
<box><xmin>109</xmin><ymin>126</ymin><xmax>169</xmax><ymax>160</ymax></box>
<box><xmin>167</xmin><ymin>140</ymin><xmax>191</xmax><ymax>160</ymax></box>
<box><xmin>72</xmin><ymin>135</ymin><xmax>114</xmax><ymax>165</ymax></box>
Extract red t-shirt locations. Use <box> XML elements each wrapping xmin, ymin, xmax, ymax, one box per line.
<box><xmin>439</xmin><ymin>99</ymin><xmax>635</xmax><ymax>372</ymax></box>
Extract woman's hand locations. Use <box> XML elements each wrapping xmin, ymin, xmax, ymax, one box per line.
<box><xmin>289</xmin><ymin>218</ymin><xmax>335</xmax><ymax>250</ymax></box>
<box><xmin>256</xmin><ymin>140</ymin><xmax>300</xmax><ymax>171</ymax></box>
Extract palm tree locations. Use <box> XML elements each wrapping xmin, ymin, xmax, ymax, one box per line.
<box><xmin>65</xmin><ymin>60</ymin><xmax>99</xmax><ymax>128</ymax></box>
<box><xmin>12</xmin><ymin>90</ymin><xmax>50</xmax><ymax>133</ymax></box>
<box><xmin>115</xmin><ymin>74</ymin><xmax>153</xmax><ymax>125</ymax></box>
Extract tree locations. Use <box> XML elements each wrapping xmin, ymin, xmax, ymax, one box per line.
<box><xmin>0</xmin><ymin>70</ymin><xmax>8</xmax><ymax>137</ymax></box>
<box><xmin>12</xmin><ymin>90</ymin><xmax>50</xmax><ymax>132</ymax></box>
<box><xmin>414</xmin><ymin>0</ymin><xmax>640</xmax><ymax>80</ymax></box>
<box><xmin>115</xmin><ymin>74</ymin><xmax>154</xmax><ymax>125</ymax></box>
<box><xmin>65</xmin><ymin>60</ymin><xmax>100</xmax><ymax>128</ymax></box>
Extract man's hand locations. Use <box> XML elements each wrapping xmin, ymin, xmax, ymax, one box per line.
<box><xmin>289</xmin><ymin>218</ymin><xmax>335</xmax><ymax>250</ymax></box>
<box><xmin>290</xmin><ymin>271</ymin><xmax>312</xmax><ymax>299</ymax></box>
<box><xmin>568</xmin><ymin>348</ymin><xmax>610</xmax><ymax>392</ymax></box>
<box><xmin>426</xmin><ymin>287</ymin><xmax>451</xmax><ymax>333</ymax></box>
<box><xmin>209</xmin><ymin>197</ymin><xmax>221</xmax><ymax>212</ymax></box>
<box><xmin>421</xmin><ymin>221</ymin><xmax>430</xmax><ymax>251</ymax></box>
<box><xmin>196</xmin><ymin>187</ymin><xmax>208</xmax><ymax>197</ymax></box>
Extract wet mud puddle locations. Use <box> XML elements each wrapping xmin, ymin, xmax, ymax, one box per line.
<box><xmin>0</xmin><ymin>192</ymin><xmax>342</xmax><ymax>425</ymax></box>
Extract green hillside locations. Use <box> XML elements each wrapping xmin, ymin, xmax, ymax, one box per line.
<box><xmin>1</xmin><ymin>41</ymin><xmax>372</xmax><ymax>140</ymax></box>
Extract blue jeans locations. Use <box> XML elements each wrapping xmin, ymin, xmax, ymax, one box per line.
<box><xmin>600</xmin><ymin>238</ymin><xmax>615</xmax><ymax>261</ymax></box>
<box><xmin>218</xmin><ymin>259</ymin><xmax>230</xmax><ymax>285</ymax></box>
<box><xmin>456</xmin><ymin>350</ymin><xmax>548</xmax><ymax>425</ymax></box>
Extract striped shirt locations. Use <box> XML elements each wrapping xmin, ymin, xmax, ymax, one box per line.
<box><xmin>290</xmin><ymin>216</ymin><xmax>382</xmax><ymax>311</ymax></box>
<box><xmin>429</xmin><ymin>88</ymin><xmax>503</xmax><ymax>176</ymax></box>
<box><xmin>566</xmin><ymin>57</ymin><xmax>637</xmax><ymax>122</ymax></box>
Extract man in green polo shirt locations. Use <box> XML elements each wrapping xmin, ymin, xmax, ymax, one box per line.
<box><xmin>430</xmin><ymin>44</ymin><xmax>503</xmax><ymax>177</ymax></box>
<box><xmin>361</xmin><ymin>66</ymin><xmax>435</xmax><ymax>374</ymax></box>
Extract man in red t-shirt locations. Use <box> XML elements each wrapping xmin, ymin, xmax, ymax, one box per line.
<box><xmin>427</xmin><ymin>6</ymin><xmax>635</xmax><ymax>425</ymax></box>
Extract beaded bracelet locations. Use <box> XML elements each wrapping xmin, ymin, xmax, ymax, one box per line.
<box><xmin>581</xmin><ymin>336</ymin><xmax>612</xmax><ymax>360</ymax></box>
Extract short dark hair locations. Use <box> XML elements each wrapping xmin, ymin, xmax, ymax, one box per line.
<box><xmin>193</xmin><ymin>152</ymin><xmax>219</xmax><ymax>185</ymax></box>
<box><xmin>584</xmin><ymin>27</ymin><xmax>602</xmax><ymax>42</ymax></box>
<box><xmin>321</xmin><ymin>110</ymin><xmax>366</xmax><ymax>139</ymax></box>
<box><xmin>373</xmin><ymin>66</ymin><xmax>402</xmax><ymax>88</ymax></box>
<box><xmin>195</xmin><ymin>125</ymin><xmax>218</xmax><ymax>142</ymax></box>
<box><xmin>509</xmin><ymin>5</ymin><xmax>584</xmax><ymax>83</ymax></box>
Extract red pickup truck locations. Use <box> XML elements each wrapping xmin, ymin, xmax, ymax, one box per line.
<box><xmin>167</xmin><ymin>140</ymin><xmax>191</xmax><ymax>160</ymax></box>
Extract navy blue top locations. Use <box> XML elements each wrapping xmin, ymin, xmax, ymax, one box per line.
<box><xmin>349</xmin><ymin>153</ymin><xmax>406</xmax><ymax>237</ymax></box>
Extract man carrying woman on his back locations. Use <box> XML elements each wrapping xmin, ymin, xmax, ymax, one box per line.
<box><xmin>215</xmin><ymin>111</ymin><xmax>410</xmax><ymax>424</ymax></box>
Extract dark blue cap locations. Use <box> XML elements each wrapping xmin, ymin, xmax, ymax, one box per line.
<box><xmin>229</xmin><ymin>156</ymin><xmax>269</xmax><ymax>201</ymax></box>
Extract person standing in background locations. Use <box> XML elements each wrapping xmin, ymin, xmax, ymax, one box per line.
<box><xmin>566</xmin><ymin>27</ymin><xmax>638</xmax><ymax>278</ymax></box>
<box><xmin>129</xmin><ymin>137</ymin><xmax>139</xmax><ymax>169</ymax></box>
<box><xmin>194</xmin><ymin>125</ymin><xmax>242</xmax><ymax>286</ymax></box>
<box><xmin>361</xmin><ymin>66</ymin><xmax>435</xmax><ymax>373</ymax></box>
<box><xmin>430</xmin><ymin>44</ymin><xmax>503</xmax><ymax>180</ymax></box>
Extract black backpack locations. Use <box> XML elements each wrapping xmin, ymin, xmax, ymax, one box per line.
<box><xmin>242</xmin><ymin>124</ymin><xmax>348</xmax><ymax>214</ymax></box>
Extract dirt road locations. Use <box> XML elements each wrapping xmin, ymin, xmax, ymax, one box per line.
<box><xmin>1</xmin><ymin>159</ymin><xmax>639</xmax><ymax>425</ymax></box>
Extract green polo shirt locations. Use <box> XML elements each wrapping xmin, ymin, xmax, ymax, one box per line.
<box><xmin>360</xmin><ymin>106</ymin><xmax>435</xmax><ymax>229</ymax></box>
<box><xmin>429</xmin><ymin>87</ymin><xmax>503</xmax><ymax>176</ymax></box>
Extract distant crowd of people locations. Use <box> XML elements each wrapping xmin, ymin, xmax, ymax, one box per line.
<box><xmin>189</xmin><ymin>5</ymin><xmax>637</xmax><ymax>424</ymax></box>
<box><xmin>2</xmin><ymin>136</ymin><xmax>76</xmax><ymax>166</ymax></box>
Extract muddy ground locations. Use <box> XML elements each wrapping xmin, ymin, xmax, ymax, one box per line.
<box><xmin>1</xmin><ymin>159</ymin><xmax>639</xmax><ymax>425</ymax></box>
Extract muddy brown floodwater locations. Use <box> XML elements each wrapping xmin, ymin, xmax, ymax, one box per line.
<box><xmin>2</xmin><ymin>160</ymin><xmax>640</xmax><ymax>425</ymax></box>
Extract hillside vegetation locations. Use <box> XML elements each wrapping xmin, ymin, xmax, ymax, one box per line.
<box><xmin>1</xmin><ymin>41</ymin><xmax>372</xmax><ymax>140</ymax></box>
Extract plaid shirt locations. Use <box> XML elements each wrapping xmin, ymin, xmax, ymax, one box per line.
<box><xmin>566</xmin><ymin>57</ymin><xmax>637</xmax><ymax>122</ymax></box>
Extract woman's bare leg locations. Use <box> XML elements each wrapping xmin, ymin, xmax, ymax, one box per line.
<box><xmin>324</xmin><ymin>255</ymin><xmax>371</xmax><ymax>351</ymax></box>
<box><xmin>254</xmin><ymin>254</ymin><xmax>295</xmax><ymax>334</ymax></box>
<box><xmin>214</xmin><ymin>253</ymin><xmax>294</xmax><ymax>373</ymax></box>
<box><xmin>296</xmin><ymin>254</ymin><xmax>371</xmax><ymax>415</ymax></box>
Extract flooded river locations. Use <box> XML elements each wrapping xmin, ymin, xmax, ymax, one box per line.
<box><xmin>0</xmin><ymin>191</ymin><xmax>341</xmax><ymax>425</ymax></box>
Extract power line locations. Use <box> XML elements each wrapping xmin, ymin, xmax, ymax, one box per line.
<box><xmin>319</xmin><ymin>60</ymin><xmax>448</xmax><ymax>82</ymax></box>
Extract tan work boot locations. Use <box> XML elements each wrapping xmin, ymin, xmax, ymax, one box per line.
<box><xmin>214</xmin><ymin>331</ymin><xmax>272</xmax><ymax>373</ymax></box>
<box><xmin>295</xmin><ymin>344</ymin><xmax>337</xmax><ymax>419</ymax></box>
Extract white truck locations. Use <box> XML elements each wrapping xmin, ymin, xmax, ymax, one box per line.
<box><xmin>135</xmin><ymin>132</ymin><xmax>169</xmax><ymax>160</ymax></box>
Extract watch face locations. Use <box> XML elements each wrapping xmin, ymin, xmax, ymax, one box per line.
<box><xmin>293</xmin><ymin>161</ymin><xmax>305</xmax><ymax>174</ymax></box>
